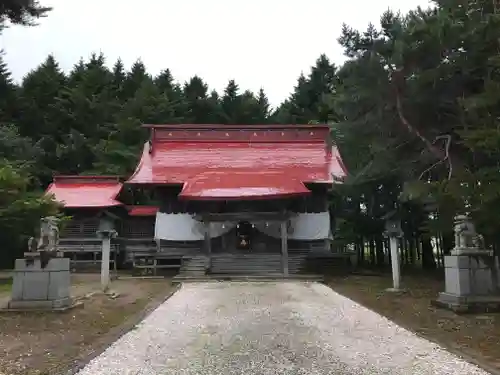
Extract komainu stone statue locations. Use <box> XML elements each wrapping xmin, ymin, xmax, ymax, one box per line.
<box><xmin>452</xmin><ymin>214</ymin><xmax>485</xmax><ymax>254</ymax></box>
<box><xmin>27</xmin><ymin>216</ymin><xmax>60</xmax><ymax>268</ymax></box>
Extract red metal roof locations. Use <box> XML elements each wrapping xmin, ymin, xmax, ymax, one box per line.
<box><xmin>46</xmin><ymin>176</ymin><xmax>123</xmax><ymax>208</ymax></box>
<box><xmin>179</xmin><ymin>171</ymin><xmax>311</xmax><ymax>200</ymax></box>
<box><xmin>127</xmin><ymin>206</ymin><xmax>159</xmax><ymax>216</ymax></box>
<box><xmin>127</xmin><ymin>125</ymin><xmax>347</xmax><ymax>200</ymax></box>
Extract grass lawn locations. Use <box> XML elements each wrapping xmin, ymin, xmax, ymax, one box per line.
<box><xmin>328</xmin><ymin>273</ymin><xmax>500</xmax><ymax>372</ymax></box>
<box><xmin>0</xmin><ymin>274</ymin><xmax>176</xmax><ymax>375</ymax></box>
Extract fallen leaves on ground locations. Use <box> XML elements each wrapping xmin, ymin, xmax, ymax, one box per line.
<box><xmin>0</xmin><ymin>275</ymin><xmax>173</xmax><ymax>375</ymax></box>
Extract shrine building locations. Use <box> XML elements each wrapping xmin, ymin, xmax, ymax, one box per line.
<box><xmin>45</xmin><ymin>175</ymin><xmax>124</xmax><ymax>270</ymax></box>
<box><xmin>45</xmin><ymin>175</ymin><xmax>160</xmax><ymax>271</ymax></box>
<box><xmin>45</xmin><ymin>124</ymin><xmax>348</xmax><ymax>276</ymax></box>
<box><xmin>126</xmin><ymin>124</ymin><xmax>348</xmax><ymax>276</ymax></box>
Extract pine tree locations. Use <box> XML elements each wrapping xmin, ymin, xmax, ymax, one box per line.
<box><xmin>155</xmin><ymin>69</ymin><xmax>175</xmax><ymax>93</ymax></box>
<box><xmin>256</xmin><ymin>88</ymin><xmax>271</xmax><ymax>123</ymax></box>
<box><xmin>306</xmin><ymin>55</ymin><xmax>337</xmax><ymax>122</ymax></box>
<box><xmin>0</xmin><ymin>0</ymin><xmax>51</xmax><ymax>28</ymax></box>
<box><xmin>68</xmin><ymin>58</ymin><xmax>86</xmax><ymax>86</ymax></box>
<box><xmin>111</xmin><ymin>58</ymin><xmax>126</xmax><ymax>100</ymax></box>
<box><xmin>0</xmin><ymin>51</ymin><xmax>18</xmax><ymax>122</ymax></box>
<box><xmin>19</xmin><ymin>54</ymin><xmax>66</xmax><ymax>139</ymax></box>
<box><xmin>123</xmin><ymin>59</ymin><xmax>150</xmax><ymax>99</ymax></box>
<box><xmin>61</xmin><ymin>53</ymin><xmax>115</xmax><ymax>139</ymax></box>
<box><xmin>221</xmin><ymin>79</ymin><xmax>242</xmax><ymax>124</ymax></box>
<box><xmin>288</xmin><ymin>73</ymin><xmax>313</xmax><ymax>123</ymax></box>
<box><xmin>183</xmin><ymin>76</ymin><xmax>211</xmax><ymax>123</ymax></box>
<box><xmin>155</xmin><ymin>69</ymin><xmax>187</xmax><ymax>119</ymax></box>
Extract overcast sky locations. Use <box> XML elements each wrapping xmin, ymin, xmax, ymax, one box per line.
<box><xmin>0</xmin><ymin>0</ymin><xmax>431</xmax><ymax>107</ymax></box>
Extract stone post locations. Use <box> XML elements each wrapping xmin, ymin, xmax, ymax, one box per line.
<box><xmin>389</xmin><ymin>237</ymin><xmax>401</xmax><ymax>290</ymax></box>
<box><xmin>384</xmin><ymin>218</ymin><xmax>404</xmax><ymax>292</ymax></box>
<box><xmin>97</xmin><ymin>217</ymin><xmax>117</xmax><ymax>293</ymax></box>
<box><xmin>101</xmin><ymin>233</ymin><xmax>111</xmax><ymax>291</ymax></box>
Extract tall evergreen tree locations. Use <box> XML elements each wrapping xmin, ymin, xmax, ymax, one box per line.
<box><xmin>68</xmin><ymin>58</ymin><xmax>86</xmax><ymax>86</ymax></box>
<box><xmin>19</xmin><ymin>54</ymin><xmax>66</xmax><ymax>138</ymax></box>
<box><xmin>0</xmin><ymin>51</ymin><xmax>18</xmax><ymax>122</ymax></box>
<box><xmin>155</xmin><ymin>69</ymin><xmax>187</xmax><ymax>119</ymax></box>
<box><xmin>123</xmin><ymin>59</ymin><xmax>150</xmax><ymax>99</ymax></box>
<box><xmin>288</xmin><ymin>73</ymin><xmax>313</xmax><ymax>123</ymax></box>
<box><xmin>183</xmin><ymin>75</ymin><xmax>211</xmax><ymax>123</ymax></box>
<box><xmin>17</xmin><ymin>55</ymin><xmax>67</xmax><ymax>183</ymax></box>
<box><xmin>155</xmin><ymin>69</ymin><xmax>175</xmax><ymax>94</ymax></box>
<box><xmin>0</xmin><ymin>0</ymin><xmax>51</xmax><ymax>28</ymax></box>
<box><xmin>221</xmin><ymin>79</ymin><xmax>242</xmax><ymax>124</ymax></box>
<box><xmin>111</xmin><ymin>58</ymin><xmax>126</xmax><ymax>100</ymax></box>
<box><xmin>61</xmin><ymin>53</ymin><xmax>115</xmax><ymax>139</ymax></box>
<box><xmin>255</xmin><ymin>88</ymin><xmax>271</xmax><ymax>123</ymax></box>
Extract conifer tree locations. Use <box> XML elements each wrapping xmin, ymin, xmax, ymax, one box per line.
<box><xmin>183</xmin><ymin>75</ymin><xmax>211</xmax><ymax>123</ymax></box>
<box><xmin>0</xmin><ymin>0</ymin><xmax>51</xmax><ymax>28</ymax></box>
<box><xmin>0</xmin><ymin>51</ymin><xmax>18</xmax><ymax>122</ymax></box>
<box><xmin>221</xmin><ymin>79</ymin><xmax>241</xmax><ymax>124</ymax></box>
<box><xmin>123</xmin><ymin>59</ymin><xmax>151</xmax><ymax>99</ymax></box>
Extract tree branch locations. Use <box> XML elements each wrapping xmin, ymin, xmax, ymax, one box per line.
<box><xmin>392</xmin><ymin>69</ymin><xmax>447</xmax><ymax>160</ymax></box>
<box><xmin>418</xmin><ymin>135</ymin><xmax>453</xmax><ymax>180</ymax></box>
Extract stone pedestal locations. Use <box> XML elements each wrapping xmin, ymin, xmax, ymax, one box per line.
<box><xmin>8</xmin><ymin>258</ymin><xmax>73</xmax><ymax>310</ymax></box>
<box><xmin>435</xmin><ymin>253</ymin><xmax>500</xmax><ymax>313</ymax></box>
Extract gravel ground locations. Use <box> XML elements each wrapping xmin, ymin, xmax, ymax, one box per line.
<box><xmin>76</xmin><ymin>282</ymin><xmax>491</xmax><ymax>375</ymax></box>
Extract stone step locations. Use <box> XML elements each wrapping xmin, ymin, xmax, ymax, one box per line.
<box><xmin>173</xmin><ymin>274</ymin><xmax>324</xmax><ymax>283</ymax></box>
<box><xmin>178</xmin><ymin>256</ymin><xmax>209</xmax><ymax>276</ymax></box>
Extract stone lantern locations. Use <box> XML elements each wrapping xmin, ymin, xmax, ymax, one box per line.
<box><xmin>384</xmin><ymin>218</ymin><xmax>403</xmax><ymax>239</ymax></box>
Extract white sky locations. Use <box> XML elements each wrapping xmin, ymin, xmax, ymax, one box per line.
<box><xmin>0</xmin><ymin>0</ymin><xmax>431</xmax><ymax>107</ymax></box>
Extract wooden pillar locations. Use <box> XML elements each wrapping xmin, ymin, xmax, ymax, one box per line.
<box><xmin>205</xmin><ymin>221</ymin><xmax>212</xmax><ymax>270</ymax></box>
<box><xmin>281</xmin><ymin>220</ymin><xmax>289</xmax><ymax>275</ymax></box>
<box><xmin>113</xmin><ymin>244</ymin><xmax>118</xmax><ymax>275</ymax></box>
<box><xmin>154</xmin><ymin>239</ymin><xmax>160</xmax><ymax>276</ymax></box>
<box><xmin>204</xmin><ymin>221</ymin><xmax>211</xmax><ymax>254</ymax></box>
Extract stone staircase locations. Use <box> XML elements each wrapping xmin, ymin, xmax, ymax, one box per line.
<box><xmin>176</xmin><ymin>251</ymin><xmax>351</xmax><ymax>280</ymax></box>
<box><xmin>210</xmin><ymin>253</ymin><xmax>285</xmax><ymax>275</ymax></box>
<box><xmin>288</xmin><ymin>255</ymin><xmax>307</xmax><ymax>274</ymax></box>
<box><xmin>178</xmin><ymin>256</ymin><xmax>209</xmax><ymax>277</ymax></box>
<box><xmin>287</xmin><ymin>248</ymin><xmax>310</xmax><ymax>274</ymax></box>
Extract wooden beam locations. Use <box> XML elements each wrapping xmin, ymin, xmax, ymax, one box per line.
<box><xmin>205</xmin><ymin>221</ymin><xmax>212</xmax><ymax>260</ymax></box>
<box><xmin>281</xmin><ymin>221</ymin><xmax>289</xmax><ymax>276</ymax></box>
<box><xmin>195</xmin><ymin>211</ymin><xmax>292</xmax><ymax>223</ymax></box>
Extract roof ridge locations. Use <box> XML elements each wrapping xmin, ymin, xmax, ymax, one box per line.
<box><xmin>143</xmin><ymin>124</ymin><xmax>331</xmax><ymax>130</ymax></box>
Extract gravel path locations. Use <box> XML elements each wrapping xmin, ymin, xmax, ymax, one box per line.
<box><xmin>77</xmin><ymin>282</ymin><xmax>491</xmax><ymax>375</ymax></box>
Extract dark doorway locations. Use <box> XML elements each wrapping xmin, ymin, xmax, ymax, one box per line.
<box><xmin>236</xmin><ymin>221</ymin><xmax>253</xmax><ymax>250</ymax></box>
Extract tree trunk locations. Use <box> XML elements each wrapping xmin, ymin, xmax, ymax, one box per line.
<box><xmin>357</xmin><ymin>237</ymin><xmax>364</xmax><ymax>266</ymax></box>
<box><xmin>421</xmin><ymin>237</ymin><xmax>437</xmax><ymax>269</ymax></box>
<box><xmin>369</xmin><ymin>239</ymin><xmax>376</xmax><ymax>266</ymax></box>
<box><xmin>375</xmin><ymin>237</ymin><xmax>385</xmax><ymax>268</ymax></box>
<box><xmin>441</xmin><ymin>231</ymin><xmax>454</xmax><ymax>255</ymax></box>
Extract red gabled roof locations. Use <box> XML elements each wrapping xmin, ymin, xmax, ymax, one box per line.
<box><xmin>126</xmin><ymin>206</ymin><xmax>159</xmax><ymax>216</ymax></box>
<box><xmin>46</xmin><ymin>176</ymin><xmax>123</xmax><ymax>208</ymax></box>
<box><xmin>127</xmin><ymin>124</ymin><xmax>347</xmax><ymax>200</ymax></box>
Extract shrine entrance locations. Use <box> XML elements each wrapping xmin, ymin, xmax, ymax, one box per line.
<box><xmin>235</xmin><ymin>221</ymin><xmax>253</xmax><ymax>251</ymax></box>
